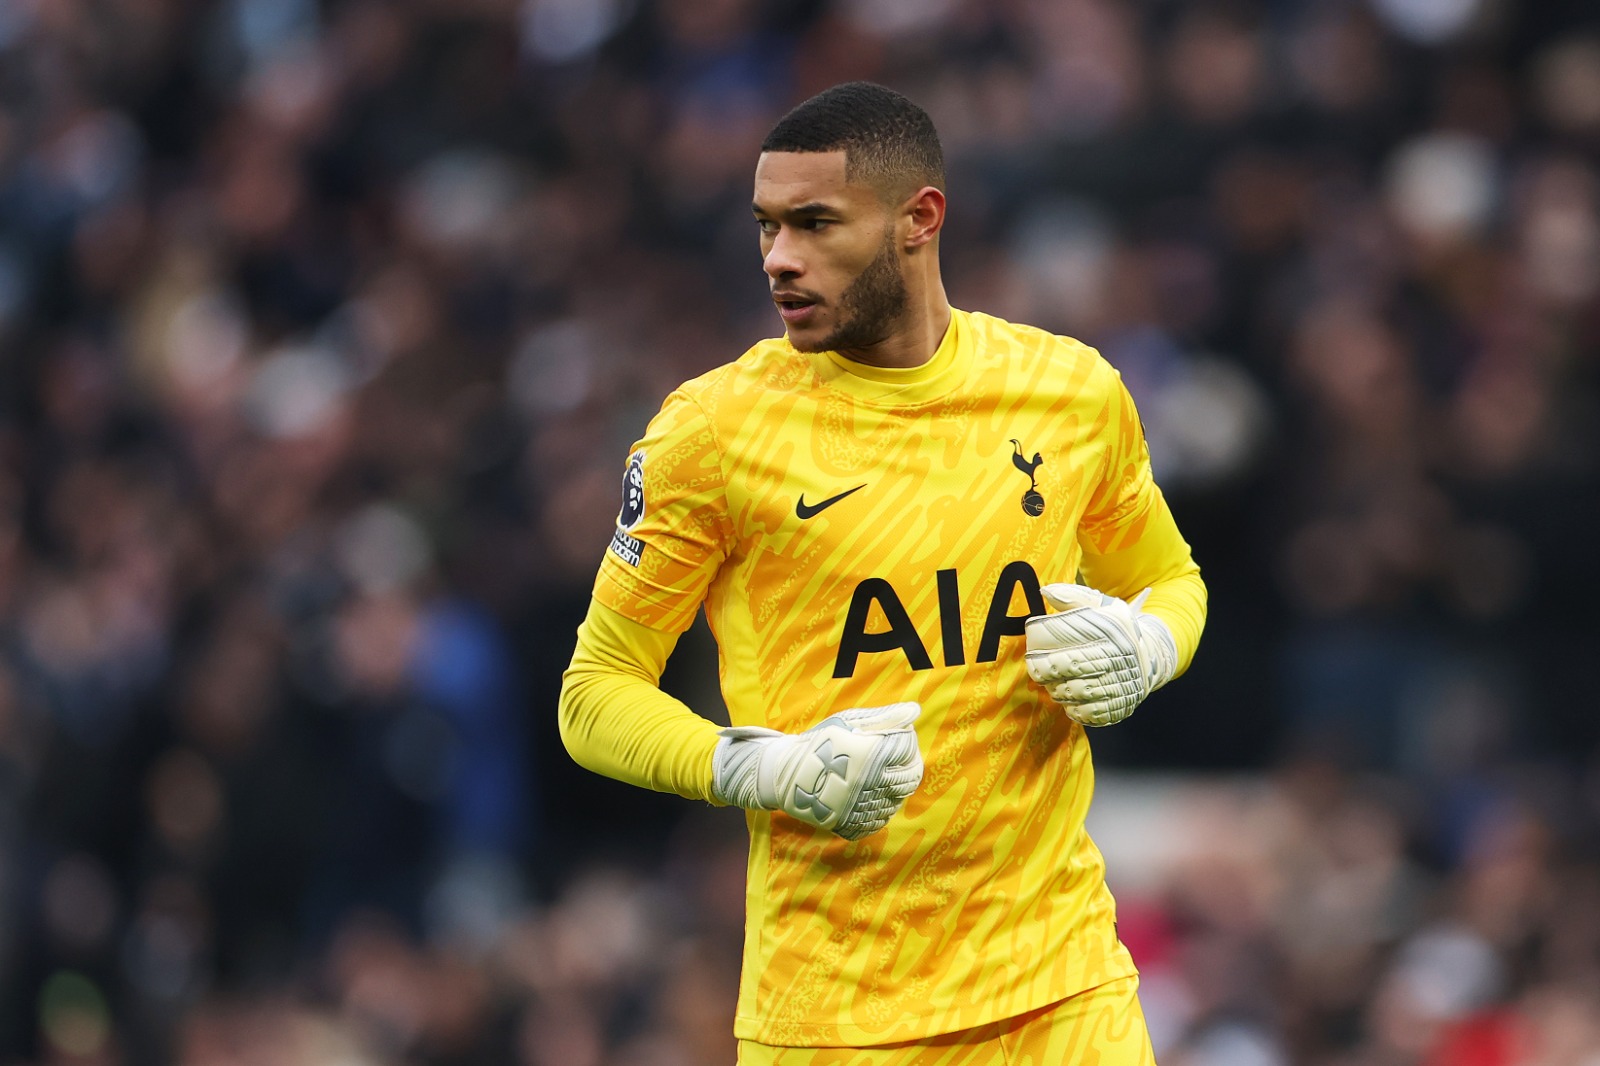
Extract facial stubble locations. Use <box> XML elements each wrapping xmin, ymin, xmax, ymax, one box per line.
<box><xmin>801</xmin><ymin>229</ymin><xmax>908</xmax><ymax>355</ymax></box>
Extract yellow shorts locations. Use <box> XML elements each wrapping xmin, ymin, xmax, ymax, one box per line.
<box><xmin>737</xmin><ymin>975</ymin><xmax>1157</xmax><ymax>1066</ymax></box>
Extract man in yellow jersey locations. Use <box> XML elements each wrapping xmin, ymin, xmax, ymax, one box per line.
<box><xmin>560</xmin><ymin>82</ymin><xmax>1206</xmax><ymax>1065</ymax></box>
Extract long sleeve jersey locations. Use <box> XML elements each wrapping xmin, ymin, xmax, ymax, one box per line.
<box><xmin>560</xmin><ymin>308</ymin><xmax>1206</xmax><ymax>1046</ymax></box>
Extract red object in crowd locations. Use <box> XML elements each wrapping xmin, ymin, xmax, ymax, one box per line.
<box><xmin>1425</xmin><ymin>1010</ymin><xmax>1519</xmax><ymax>1066</ymax></box>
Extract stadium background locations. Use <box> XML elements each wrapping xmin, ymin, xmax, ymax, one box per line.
<box><xmin>1</xmin><ymin>0</ymin><xmax>1598</xmax><ymax>1062</ymax></box>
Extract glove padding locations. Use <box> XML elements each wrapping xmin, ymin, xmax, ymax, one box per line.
<box><xmin>1024</xmin><ymin>584</ymin><xmax>1178</xmax><ymax>727</ymax></box>
<box><xmin>711</xmin><ymin>703</ymin><xmax>923</xmax><ymax>840</ymax></box>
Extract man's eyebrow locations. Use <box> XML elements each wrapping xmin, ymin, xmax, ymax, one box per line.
<box><xmin>751</xmin><ymin>201</ymin><xmax>837</xmax><ymax>217</ymax></box>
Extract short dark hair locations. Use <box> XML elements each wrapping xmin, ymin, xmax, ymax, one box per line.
<box><xmin>761</xmin><ymin>82</ymin><xmax>945</xmax><ymax>200</ymax></box>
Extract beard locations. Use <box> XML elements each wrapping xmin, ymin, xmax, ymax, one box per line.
<box><xmin>801</xmin><ymin>231</ymin><xmax>909</xmax><ymax>354</ymax></box>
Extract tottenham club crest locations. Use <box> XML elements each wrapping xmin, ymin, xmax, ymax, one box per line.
<box><xmin>609</xmin><ymin>450</ymin><xmax>647</xmax><ymax>566</ymax></box>
<box><xmin>1010</xmin><ymin>439</ymin><xmax>1046</xmax><ymax>516</ymax></box>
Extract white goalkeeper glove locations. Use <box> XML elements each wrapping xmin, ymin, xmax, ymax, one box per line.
<box><xmin>1024</xmin><ymin>584</ymin><xmax>1179</xmax><ymax>727</ymax></box>
<box><xmin>711</xmin><ymin>703</ymin><xmax>923</xmax><ymax>840</ymax></box>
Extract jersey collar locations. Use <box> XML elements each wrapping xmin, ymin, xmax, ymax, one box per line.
<box><xmin>803</xmin><ymin>308</ymin><xmax>973</xmax><ymax>406</ymax></box>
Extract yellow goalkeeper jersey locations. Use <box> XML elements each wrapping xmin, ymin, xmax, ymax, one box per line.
<box><xmin>582</xmin><ymin>308</ymin><xmax>1205</xmax><ymax>1046</ymax></box>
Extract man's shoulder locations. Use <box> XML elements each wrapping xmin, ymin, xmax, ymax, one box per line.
<box><xmin>670</xmin><ymin>336</ymin><xmax>811</xmax><ymax>407</ymax></box>
<box><xmin>963</xmin><ymin>310</ymin><xmax>1118</xmax><ymax>384</ymax></box>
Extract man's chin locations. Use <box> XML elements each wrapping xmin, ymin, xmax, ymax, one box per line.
<box><xmin>783</xmin><ymin>324</ymin><xmax>833</xmax><ymax>353</ymax></box>
<box><xmin>786</xmin><ymin>332</ymin><xmax>824</xmax><ymax>353</ymax></box>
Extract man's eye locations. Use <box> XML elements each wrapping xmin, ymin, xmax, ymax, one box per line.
<box><xmin>802</xmin><ymin>219</ymin><xmax>831</xmax><ymax>231</ymax></box>
<box><xmin>757</xmin><ymin>219</ymin><xmax>778</xmax><ymax>235</ymax></box>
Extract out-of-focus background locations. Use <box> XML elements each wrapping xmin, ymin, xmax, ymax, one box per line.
<box><xmin>1</xmin><ymin>0</ymin><xmax>1597</xmax><ymax>1062</ymax></box>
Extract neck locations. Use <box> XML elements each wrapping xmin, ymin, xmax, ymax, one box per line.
<box><xmin>838</xmin><ymin>281</ymin><xmax>952</xmax><ymax>370</ymax></box>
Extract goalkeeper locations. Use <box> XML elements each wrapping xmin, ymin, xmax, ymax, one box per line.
<box><xmin>559</xmin><ymin>81</ymin><xmax>1205</xmax><ymax>1065</ymax></box>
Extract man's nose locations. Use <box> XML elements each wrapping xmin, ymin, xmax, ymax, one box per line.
<box><xmin>763</xmin><ymin>230</ymin><xmax>803</xmax><ymax>281</ymax></box>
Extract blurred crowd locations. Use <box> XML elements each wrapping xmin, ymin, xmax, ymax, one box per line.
<box><xmin>0</xmin><ymin>0</ymin><xmax>1597</xmax><ymax>1062</ymax></box>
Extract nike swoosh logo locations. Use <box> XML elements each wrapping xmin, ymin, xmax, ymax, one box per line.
<box><xmin>796</xmin><ymin>484</ymin><xmax>867</xmax><ymax>519</ymax></box>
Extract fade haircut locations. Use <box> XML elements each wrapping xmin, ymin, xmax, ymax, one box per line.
<box><xmin>761</xmin><ymin>82</ymin><xmax>945</xmax><ymax>201</ymax></box>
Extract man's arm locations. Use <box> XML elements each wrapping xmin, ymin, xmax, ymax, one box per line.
<box><xmin>560</xmin><ymin>598</ymin><xmax>925</xmax><ymax>838</ymax></box>
<box><xmin>1025</xmin><ymin>363</ymin><xmax>1207</xmax><ymax>725</ymax></box>
<box><xmin>559</xmin><ymin>598</ymin><xmax>723</xmax><ymax>802</ymax></box>
<box><xmin>567</xmin><ymin>388</ymin><xmax>922</xmax><ymax>837</ymax></box>
<box><xmin>1078</xmin><ymin>489</ymin><xmax>1206</xmax><ymax>680</ymax></box>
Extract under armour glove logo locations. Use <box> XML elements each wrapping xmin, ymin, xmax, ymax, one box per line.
<box><xmin>710</xmin><ymin>703</ymin><xmax>923</xmax><ymax>840</ymax></box>
<box><xmin>793</xmin><ymin>741</ymin><xmax>850</xmax><ymax>818</ymax></box>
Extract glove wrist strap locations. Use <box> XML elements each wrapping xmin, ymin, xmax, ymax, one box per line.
<box><xmin>711</xmin><ymin>732</ymin><xmax>769</xmax><ymax>809</ymax></box>
<box><xmin>1137</xmin><ymin>614</ymin><xmax>1179</xmax><ymax>692</ymax></box>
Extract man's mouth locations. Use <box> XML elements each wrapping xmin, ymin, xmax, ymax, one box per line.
<box><xmin>773</xmin><ymin>293</ymin><xmax>819</xmax><ymax>324</ymax></box>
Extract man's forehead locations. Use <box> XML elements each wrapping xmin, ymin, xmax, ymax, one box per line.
<box><xmin>753</xmin><ymin>149</ymin><xmax>865</xmax><ymax>205</ymax></box>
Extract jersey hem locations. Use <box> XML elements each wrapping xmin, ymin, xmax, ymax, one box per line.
<box><xmin>731</xmin><ymin>954</ymin><xmax>1140</xmax><ymax>1048</ymax></box>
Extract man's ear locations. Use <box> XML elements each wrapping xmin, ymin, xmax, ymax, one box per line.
<box><xmin>903</xmin><ymin>186</ymin><xmax>946</xmax><ymax>249</ymax></box>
